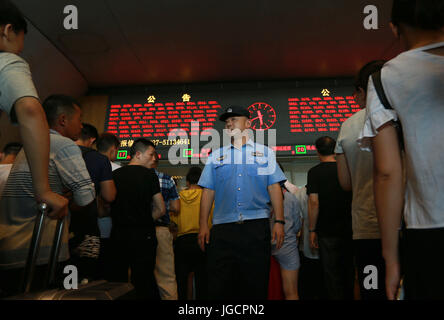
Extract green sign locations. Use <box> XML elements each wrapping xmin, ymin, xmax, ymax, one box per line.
<box><xmin>295</xmin><ymin>145</ymin><xmax>307</xmax><ymax>154</ymax></box>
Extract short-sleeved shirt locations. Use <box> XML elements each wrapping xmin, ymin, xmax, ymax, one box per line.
<box><xmin>154</xmin><ymin>170</ymin><xmax>180</xmax><ymax>225</ymax></box>
<box><xmin>0</xmin><ymin>164</ymin><xmax>12</xmax><ymax>199</ymax></box>
<box><xmin>0</xmin><ymin>130</ymin><xmax>95</xmax><ymax>270</ymax></box>
<box><xmin>307</xmin><ymin>162</ymin><xmax>352</xmax><ymax>237</ymax></box>
<box><xmin>69</xmin><ymin>147</ymin><xmax>114</xmax><ymax>256</ymax></box>
<box><xmin>111</xmin><ymin>165</ymin><xmax>160</xmax><ymax>236</ymax></box>
<box><xmin>335</xmin><ymin>109</ymin><xmax>380</xmax><ymax>240</ymax></box>
<box><xmin>97</xmin><ymin>160</ymin><xmax>121</xmax><ymax>239</ymax></box>
<box><xmin>287</xmin><ymin>185</ymin><xmax>319</xmax><ymax>259</ymax></box>
<box><xmin>79</xmin><ymin>146</ymin><xmax>113</xmax><ymax>194</ymax></box>
<box><xmin>358</xmin><ymin>42</ymin><xmax>444</xmax><ymax>229</ymax></box>
<box><xmin>271</xmin><ymin>191</ymin><xmax>302</xmax><ymax>269</ymax></box>
<box><xmin>0</xmin><ymin>53</ymin><xmax>39</xmax><ymax>121</ymax></box>
<box><xmin>198</xmin><ymin>140</ymin><xmax>286</xmax><ymax>225</ymax></box>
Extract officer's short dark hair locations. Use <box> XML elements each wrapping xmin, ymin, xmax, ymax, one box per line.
<box><xmin>97</xmin><ymin>132</ymin><xmax>120</xmax><ymax>153</ymax></box>
<box><xmin>315</xmin><ymin>136</ymin><xmax>336</xmax><ymax>156</ymax></box>
<box><xmin>391</xmin><ymin>0</ymin><xmax>444</xmax><ymax>30</ymax></box>
<box><xmin>80</xmin><ymin>123</ymin><xmax>98</xmax><ymax>142</ymax></box>
<box><xmin>354</xmin><ymin>60</ymin><xmax>386</xmax><ymax>92</ymax></box>
<box><xmin>0</xmin><ymin>0</ymin><xmax>27</xmax><ymax>33</ymax></box>
<box><xmin>2</xmin><ymin>142</ymin><xmax>22</xmax><ymax>156</ymax></box>
<box><xmin>186</xmin><ymin>166</ymin><xmax>202</xmax><ymax>185</ymax></box>
<box><xmin>43</xmin><ymin>94</ymin><xmax>81</xmax><ymax>127</ymax></box>
<box><xmin>130</xmin><ymin>138</ymin><xmax>155</xmax><ymax>157</ymax></box>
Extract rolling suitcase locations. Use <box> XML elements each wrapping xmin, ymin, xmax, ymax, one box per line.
<box><xmin>9</xmin><ymin>203</ymin><xmax>134</xmax><ymax>300</ymax></box>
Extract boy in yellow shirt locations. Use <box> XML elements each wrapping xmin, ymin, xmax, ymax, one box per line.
<box><xmin>171</xmin><ymin>167</ymin><xmax>212</xmax><ymax>300</ymax></box>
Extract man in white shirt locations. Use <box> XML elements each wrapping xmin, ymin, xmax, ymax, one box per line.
<box><xmin>335</xmin><ymin>60</ymin><xmax>386</xmax><ymax>300</ymax></box>
<box><xmin>0</xmin><ymin>95</ymin><xmax>95</xmax><ymax>297</ymax></box>
<box><xmin>358</xmin><ymin>0</ymin><xmax>444</xmax><ymax>299</ymax></box>
<box><xmin>0</xmin><ymin>0</ymin><xmax>68</xmax><ymax>219</ymax></box>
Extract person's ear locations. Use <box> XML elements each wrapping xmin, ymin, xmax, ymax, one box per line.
<box><xmin>58</xmin><ymin>113</ymin><xmax>67</xmax><ymax>127</ymax></box>
<box><xmin>0</xmin><ymin>25</ymin><xmax>6</xmax><ymax>38</ymax></box>
<box><xmin>2</xmin><ymin>24</ymin><xmax>12</xmax><ymax>39</ymax></box>
<box><xmin>390</xmin><ymin>22</ymin><xmax>400</xmax><ymax>39</ymax></box>
<box><xmin>245</xmin><ymin>119</ymin><xmax>251</xmax><ymax>128</ymax></box>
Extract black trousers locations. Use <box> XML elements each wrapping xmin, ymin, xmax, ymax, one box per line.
<box><xmin>174</xmin><ymin>233</ymin><xmax>208</xmax><ymax>300</ymax></box>
<box><xmin>353</xmin><ymin>239</ymin><xmax>386</xmax><ymax>300</ymax></box>
<box><xmin>403</xmin><ymin>228</ymin><xmax>444</xmax><ymax>299</ymax></box>
<box><xmin>318</xmin><ymin>235</ymin><xmax>354</xmax><ymax>300</ymax></box>
<box><xmin>96</xmin><ymin>237</ymin><xmax>110</xmax><ymax>280</ymax></box>
<box><xmin>298</xmin><ymin>255</ymin><xmax>327</xmax><ymax>300</ymax></box>
<box><xmin>207</xmin><ymin>218</ymin><xmax>271</xmax><ymax>300</ymax></box>
<box><xmin>105</xmin><ymin>228</ymin><xmax>158</xmax><ymax>299</ymax></box>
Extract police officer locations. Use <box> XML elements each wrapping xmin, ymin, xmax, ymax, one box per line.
<box><xmin>198</xmin><ymin>106</ymin><xmax>286</xmax><ymax>300</ymax></box>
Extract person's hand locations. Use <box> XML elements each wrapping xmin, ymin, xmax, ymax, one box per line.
<box><xmin>309</xmin><ymin>231</ymin><xmax>318</xmax><ymax>249</ymax></box>
<box><xmin>272</xmin><ymin>223</ymin><xmax>285</xmax><ymax>250</ymax></box>
<box><xmin>198</xmin><ymin>225</ymin><xmax>210</xmax><ymax>252</ymax></box>
<box><xmin>385</xmin><ymin>260</ymin><xmax>401</xmax><ymax>300</ymax></box>
<box><xmin>63</xmin><ymin>191</ymin><xmax>73</xmax><ymax>202</ymax></box>
<box><xmin>38</xmin><ymin>191</ymin><xmax>69</xmax><ymax>220</ymax></box>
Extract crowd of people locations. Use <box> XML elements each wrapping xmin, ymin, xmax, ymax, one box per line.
<box><xmin>0</xmin><ymin>0</ymin><xmax>443</xmax><ymax>300</ymax></box>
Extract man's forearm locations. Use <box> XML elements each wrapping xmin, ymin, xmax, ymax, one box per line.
<box><xmin>152</xmin><ymin>206</ymin><xmax>164</xmax><ymax>220</ymax></box>
<box><xmin>337</xmin><ymin>154</ymin><xmax>352</xmax><ymax>191</ymax></box>
<box><xmin>268</xmin><ymin>183</ymin><xmax>284</xmax><ymax>221</ymax></box>
<box><xmin>200</xmin><ymin>189</ymin><xmax>214</xmax><ymax>228</ymax></box>
<box><xmin>372</xmin><ymin>124</ymin><xmax>404</xmax><ymax>264</ymax></box>
<box><xmin>374</xmin><ymin>174</ymin><xmax>403</xmax><ymax>263</ymax></box>
<box><xmin>169</xmin><ymin>199</ymin><xmax>180</xmax><ymax>215</ymax></box>
<box><xmin>308</xmin><ymin>202</ymin><xmax>319</xmax><ymax>231</ymax></box>
<box><xmin>15</xmin><ymin>99</ymin><xmax>51</xmax><ymax>197</ymax></box>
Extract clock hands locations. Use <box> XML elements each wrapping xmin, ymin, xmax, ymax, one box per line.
<box><xmin>258</xmin><ymin>111</ymin><xmax>264</xmax><ymax>126</ymax></box>
<box><xmin>250</xmin><ymin>111</ymin><xmax>264</xmax><ymax>128</ymax></box>
<box><xmin>248</xmin><ymin>103</ymin><xmax>275</xmax><ymax>130</ymax></box>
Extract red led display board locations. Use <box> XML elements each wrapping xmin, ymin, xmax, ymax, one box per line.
<box><xmin>105</xmin><ymin>85</ymin><xmax>359</xmax><ymax>160</ymax></box>
<box><xmin>107</xmin><ymin>100</ymin><xmax>222</xmax><ymax>141</ymax></box>
<box><xmin>288</xmin><ymin>96</ymin><xmax>360</xmax><ymax>134</ymax></box>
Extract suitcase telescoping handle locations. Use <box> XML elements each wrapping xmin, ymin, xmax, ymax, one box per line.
<box><xmin>21</xmin><ymin>203</ymin><xmax>65</xmax><ymax>293</ymax></box>
<box><xmin>45</xmin><ymin>215</ymin><xmax>65</xmax><ymax>288</ymax></box>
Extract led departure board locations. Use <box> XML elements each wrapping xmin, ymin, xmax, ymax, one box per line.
<box><xmin>104</xmin><ymin>84</ymin><xmax>360</xmax><ymax>161</ymax></box>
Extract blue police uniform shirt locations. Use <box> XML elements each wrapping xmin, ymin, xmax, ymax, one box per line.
<box><xmin>198</xmin><ymin>139</ymin><xmax>286</xmax><ymax>225</ymax></box>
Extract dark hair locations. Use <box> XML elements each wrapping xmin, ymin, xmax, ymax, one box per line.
<box><xmin>80</xmin><ymin>123</ymin><xmax>98</xmax><ymax>142</ymax></box>
<box><xmin>97</xmin><ymin>132</ymin><xmax>120</xmax><ymax>153</ymax></box>
<box><xmin>0</xmin><ymin>0</ymin><xmax>27</xmax><ymax>33</ymax></box>
<box><xmin>130</xmin><ymin>138</ymin><xmax>155</xmax><ymax>157</ymax></box>
<box><xmin>354</xmin><ymin>60</ymin><xmax>386</xmax><ymax>92</ymax></box>
<box><xmin>391</xmin><ymin>0</ymin><xmax>444</xmax><ymax>30</ymax></box>
<box><xmin>43</xmin><ymin>94</ymin><xmax>81</xmax><ymax>127</ymax></box>
<box><xmin>2</xmin><ymin>142</ymin><xmax>22</xmax><ymax>156</ymax></box>
<box><xmin>186</xmin><ymin>166</ymin><xmax>202</xmax><ymax>185</ymax></box>
<box><xmin>315</xmin><ymin>136</ymin><xmax>336</xmax><ymax>156</ymax></box>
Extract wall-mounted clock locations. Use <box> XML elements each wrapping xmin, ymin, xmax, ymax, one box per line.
<box><xmin>248</xmin><ymin>102</ymin><xmax>276</xmax><ymax>130</ymax></box>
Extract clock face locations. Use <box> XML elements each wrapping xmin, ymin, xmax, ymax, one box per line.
<box><xmin>248</xmin><ymin>102</ymin><xmax>276</xmax><ymax>130</ymax></box>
